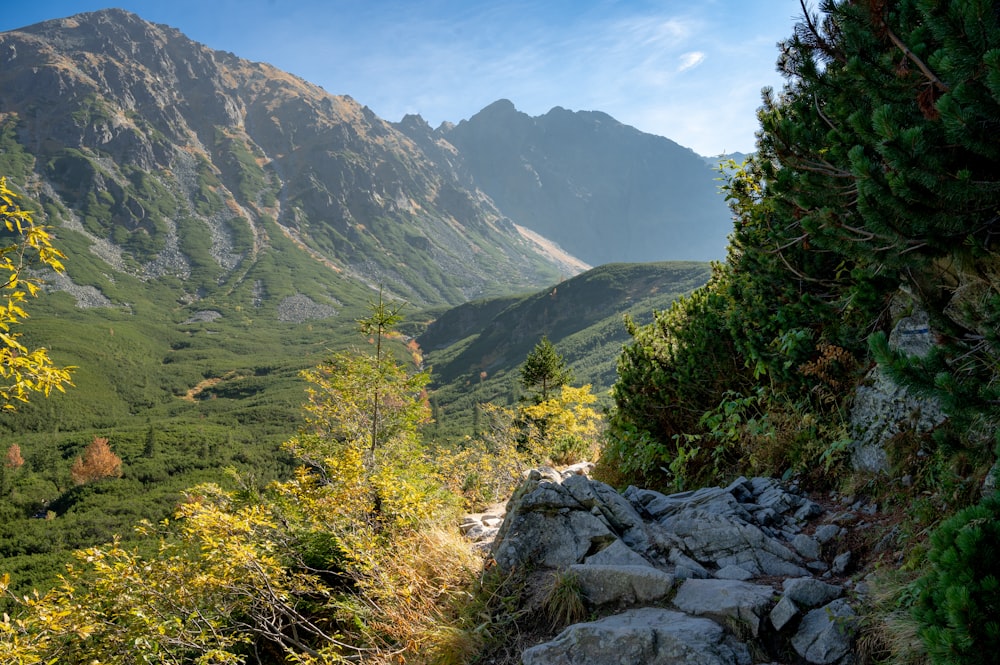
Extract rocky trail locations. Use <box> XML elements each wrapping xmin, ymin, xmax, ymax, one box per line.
<box><xmin>462</xmin><ymin>467</ymin><xmax>893</xmax><ymax>664</ymax></box>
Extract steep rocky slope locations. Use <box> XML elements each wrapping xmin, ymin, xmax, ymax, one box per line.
<box><xmin>0</xmin><ymin>9</ymin><xmax>573</xmax><ymax>311</ymax></box>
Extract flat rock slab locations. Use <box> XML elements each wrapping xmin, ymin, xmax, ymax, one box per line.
<box><xmin>568</xmin><ymin>564</ymin><xmax>673</xmax><ymax>606</ymax></box>
<box><xmin>522</xmin><ymin>607</ymin><xmax>751</xmax><ymax>665</ymax></box>
<box><xmin>672</xmin><ymin>578</ymin><xmax>776</xmax><ymax>637</ymax></box>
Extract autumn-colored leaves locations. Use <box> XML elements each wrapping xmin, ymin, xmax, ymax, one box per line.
<box><xmin>69</xmin><ymin>437</ymin><xmax>123</xmax><ymax>485</ymax></box>
<box><xmin>0</xmin><ymin>178</ymin><xmax>74</xmax><ymax>409</ymax></box>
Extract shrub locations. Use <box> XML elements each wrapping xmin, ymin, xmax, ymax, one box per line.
<box><xmin>434</xmin><ymin>403</ymin><xmax>544</xmax><ymax>511</ymax></box>
<box><xmin>913</xmin><ymin>492</ymin><xmax>1000</xmax><ymax>664</ymax></box>
<box><xmin>69</xmin><ymin>437</ymin><xmax>123</xmax><ymax>485</ymax></box>
<box><xmin>600</xmin><ymin>272</ymin><xmax>749</xmax><ymax>486</ymax></box>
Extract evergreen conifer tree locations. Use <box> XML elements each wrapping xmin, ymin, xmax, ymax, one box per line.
<box><xmin>606</xmin><ymin>0</ymin><xmax>1000</xmax><ymax>483</ymax></box>
<box><xmin>519</xmin><ymin>336</ymin><xmax>573</xmax><ymax>404</ymax></box>
<box><xmin>914</xmin><ymin>492</ymin><xmax>1000</xmax><ymax>664</ymax></box>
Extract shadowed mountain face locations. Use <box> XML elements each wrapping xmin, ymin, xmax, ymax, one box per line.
<box><xmin>0</xmin><ymin>9</ymin><xmax>575</xmax><ymax>311</ymax></box>
<box><xmin>423</xmin><ymin>99</ymin><xmax>734</xmax><ymax>265</ymax></box>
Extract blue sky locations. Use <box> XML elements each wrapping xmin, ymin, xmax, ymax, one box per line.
<box><xmin>2</xmin><ymin>1</ymin><xmax>804</xmax><ymax>156</ymax></box>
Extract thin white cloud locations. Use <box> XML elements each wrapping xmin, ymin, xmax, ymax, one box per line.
<box><xmin>608</xmin><ymin>16</ymin><xmax>693</xmax><ymax>50</ymax></box>
<box><xmin>677</xmin><ymin>51</ymin><xmax>706</xmax><ymax>72</ymax></box>
<box><xmin>77</xmin><ymin>0</ymin><xmax>795</xmax><ymax>156</ymax></box>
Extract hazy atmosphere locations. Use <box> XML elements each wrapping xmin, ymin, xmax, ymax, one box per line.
<box><xmin>1</xmin><ymin>0</ymin><xmax>802</xmax><ymax>156</ymax></box>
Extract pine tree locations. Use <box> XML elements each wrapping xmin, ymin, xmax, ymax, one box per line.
<box><xmin>605</xmin><ymin>0</ymin><xmax>1000</xmax><ymax>484</ymax></box>
<box><xmin>519</xmin><ymin>336</ymin><xmax>573</xmax><ymax>404</ymax></box>
<box><xmin>143</xmin><ymin>421</ymin><xmax>157</xmax><ymax>457</ymax></box>
<box><xmin>914</xmin><ymin>492</ymin><xmax>1000</xmax><ymax>664</ymax></box>
<box><xmin>356</xmin><ymin>286</ymin><xmax>405</xmax><ymax>459</ymax></box>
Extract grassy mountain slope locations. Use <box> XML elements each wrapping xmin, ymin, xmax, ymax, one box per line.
<box><xmin>419</xmin><ymin>262</ymin><xmax>712</xmax><ymax>437</ymax></box>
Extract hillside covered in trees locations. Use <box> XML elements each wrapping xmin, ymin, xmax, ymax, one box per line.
<box><xmin>601</xmin><ymin>1</ymin><xmax>1000</xmax><ymax>663</ymax></box>
<box><xmin>2</xmin><ymin>1</ymin><xmax>1000</xmax><ymax>664</ymax></box>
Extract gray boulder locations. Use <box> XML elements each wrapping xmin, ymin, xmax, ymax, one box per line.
<box><xmin>655</xmin><ymin>511</ymin><xmax>809</xmax><ymax>577</ymax></box>
<box><xmin>667</xmin><ymin>546</ymin><xmax>711</xmax><ymax>580</ymax></box>
<box><xmin>791</xmin><ymin>533</ymin><xmax>822</xmax><ymax>560</ymax></box>
<box><xmin>770</xmin><ymin>595</ymin><xmax>799</xmax><ymax>631</ymax></box>
<box><xmin>522</xmin><ymin>608</ymin><xmax>751</xmax><ymax>665</ymax></box>
<box><xmin>493</xmin><ymin>507</ymin><xmax>614</xmax><ymax>570</ymax></box>
<box><xmin>493</xmin><ymin>471</ymin><xmax>666</xmax><ymax>571</ymax></box>
<box><xmin>849</xmin><ymin>309</ymin><xmax>946</xmax><ymax>473</ymax></box>
<box><xmin>584</xmin><ymin>538</ymin><xmax>653</xmax><ymax>567</ymax></box>
<box><xmin>814</xmin><ymin>524</ymin><xmax>842</xmax><ymax>544</ymax></box>
<box><xmin>831</xmin><ymin>551</ymin><xmax>852</xmax><ymax>575</ymax></box>
<box><xmin>562</xmin><ymin>474</ymin><xmax>652</xmax><ymax>552</ymax></box>
<box><xmin>568</xmin><ymin>564</ymin><xmax>673</xmax><ymax>606</ymax></box>
<box><xmin>672</xmin><ymin>578</ymin><xmax>776</xmax><ymax>637</ymax></box>
<box><xmin>783</xmin><ymin>577</ymin><xmax>843</xmax><ymax>608</ymax></box>
<box><xmin>626</xmin><ymin>484</ymin><xmax>754</xmax><ymax>523</ymax></box>
<box><xmin>791</xmin><ymin>598</ymin><xmax>857</xmax><ymax>664</ymax></box>
<box><xmin>715</xmin><ymin>564</ymin><xmax>754</xmax><ymax>581</ymax></box>
<box><xmin>757</xmin><ymin>484</ymin><xmax>803</xmax><ymax>513</ymax></box>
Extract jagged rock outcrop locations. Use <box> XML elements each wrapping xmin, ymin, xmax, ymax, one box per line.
<box><xmin>849</xmin><ymin>301</ymin><xmax>947</xmax><ymax>473</ymax></box>
<box><xmin>481</xmin><ymin>470</ymin><xmax>863</xmax><ymax>664</ymax></box>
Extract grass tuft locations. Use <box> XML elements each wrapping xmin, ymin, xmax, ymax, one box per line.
<box><xmin>541</xmin><ymin>569</ymin><xmax>587</xmax><ymax>630</ymax></box>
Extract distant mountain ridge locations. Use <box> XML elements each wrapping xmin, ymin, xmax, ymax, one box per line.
<box><xmin>417</xmin><ymin>261</ymin><xmax>713</xmax><ymax>436</ymax></box>
<box><xmin>397</xmin><ymin>99</ymin><xmax>733</xmax><ymax>265</ymax></box>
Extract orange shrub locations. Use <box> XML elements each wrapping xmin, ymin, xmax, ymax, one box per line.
<box><xmin>70</xmin><ymin>437</ymin><xmax>123</xmax><ymax>485</ymax></box>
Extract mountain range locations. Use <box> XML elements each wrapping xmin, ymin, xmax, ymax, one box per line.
<box><xmin>425</xmin><ymin>99</ymin><xmax>731</xmax><ymax>265</ymax></box>
<box><xmin>0</xmin><ymin>8</ymin><xmax>730</xmax><ymax>309</ymax></box>
<box><xmin>0</xmin><ymin>8</ymin><xmax>729</xmax><ymax>437</ymax></box>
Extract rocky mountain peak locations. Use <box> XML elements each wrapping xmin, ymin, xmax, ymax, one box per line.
<box><xmin>0</xmin><ymin>10</ymin><xmax>579</xmax><ymax>308</ymax></box>
<box><xmin>0</xmin><ymin>9</ymin><xmax>731</xmax><ymax>314</ymax></box>
<box><xmin>439</xmin><ymin>99</ymin><xmax>732</xmax><ymax>264</ymax></box>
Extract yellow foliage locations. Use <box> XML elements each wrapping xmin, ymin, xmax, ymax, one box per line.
<box><xmin>435</xmin><ymin>388</ymin><xmax>605</xmax><ymax>510</ymax></box>
<box><xmin>522</xmin><ymin>384</ymin><xmax>605</xmax><ymax>465</ymax></box>
<box><xmin>1</xmin><ymin>302</ymin><xmax>481</xmax><ymax>664</ymax></box>
<box><xmin>0</xmin><ymin>177</ymin><xmax>74</xmax><ymax>409</ymax></box>
<box><xmin>434</xmin><ymin>402</ymin><xmax>546</xmax><ymax>510</ymax></box>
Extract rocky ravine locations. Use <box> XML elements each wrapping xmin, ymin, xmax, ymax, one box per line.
<box><xmin>463</xmin><ymin>468</ymin><xmax>880</xmax><ymax>664</ymax></box>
